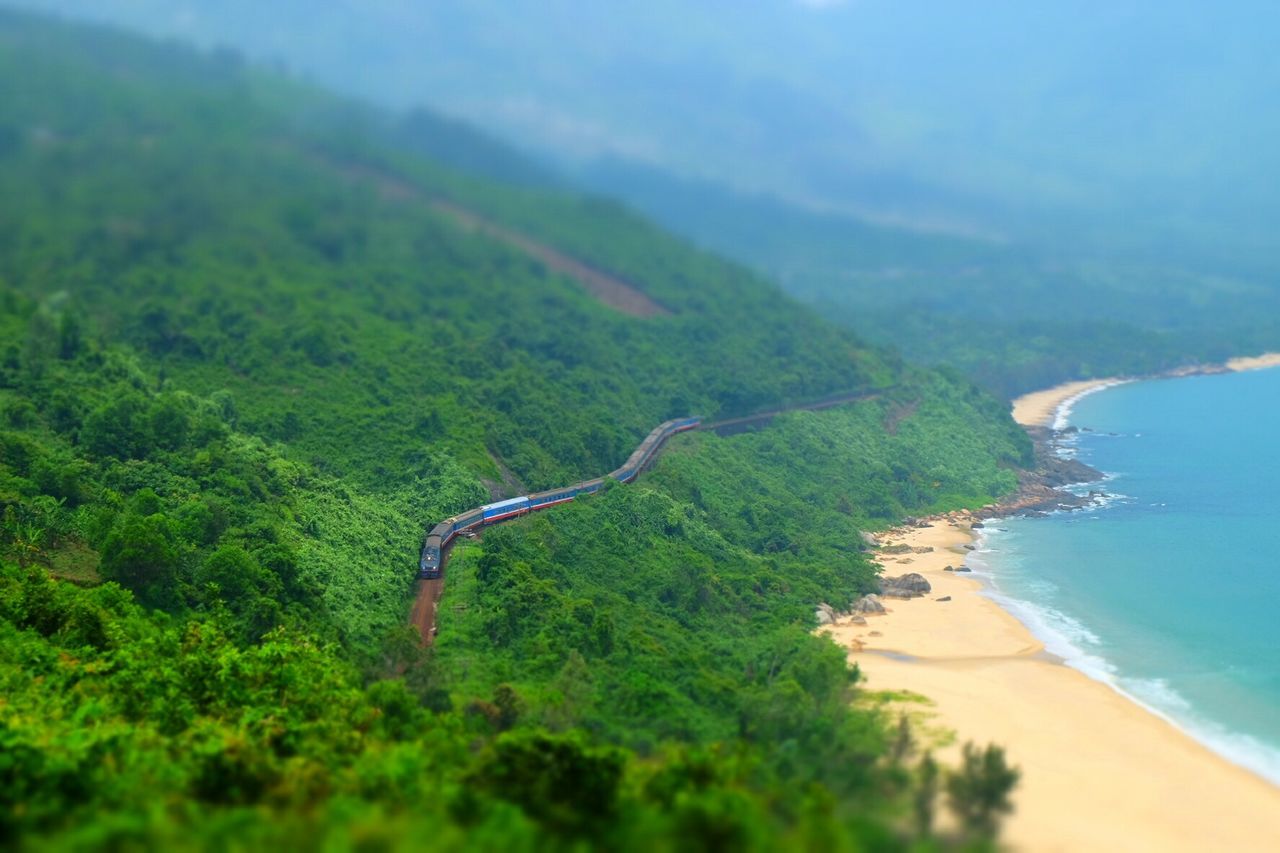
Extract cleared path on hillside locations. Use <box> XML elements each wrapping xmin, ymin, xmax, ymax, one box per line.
<box><xmin>326</xmin><ymin>154</ymin><xmax>670</xmax><ymax>318</ymax></box>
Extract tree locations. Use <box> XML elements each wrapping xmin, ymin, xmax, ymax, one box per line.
<box><xmin>946</xmin><ymin>742</ymin><xmax>1020</xmax><ymax>840</ymax></box>
<box><xmin>197</xmin><ymin>545</ymin><xmax>279</xmax><ymax>603</ymax></box>
<box><xmin>914</xmin><ymin>751</ymin><xmax>939</xmax><ymax>839</ymax></box>
<box><xmin>2</xmin><ymin>505</ymin><xmax>47</xmax><ymax>568</ymax></box>
<box><xmin>492</xmin><ymin>684</ymin><xmax>524</xmax><ymax>732</ymax></box>
<box><xmin>890</xmin><ymin>714</ymin><xmax>915</xmax><ymax>763</ymax></box>
<box><xmin>366</xmin><ymin>679</ymin><xmax>422</xmax><ymax>741</ymax></box>
<box><xmin>196</xmin><ymin>545</ymin><xmax>285</xmax><ymax>638</ymax></box>
<box><xmin>100</xmin><ymin>513</ymin><xmax>180</xmax><ymax>608</ymax></box>
<box><xmin>146</xmin><ymin>395</ymin><xmax>191</xmax><ymax>452</ymax></box>
<box><xmin>545</xmin><ymin>650</ymin><xmax>594</xmax><ymax>731</ymax></box>
<box><xmin>469</xmin><ymin>732</ymin><xmax>624</xmax><ymax>839</ymax></box>
<box><xmin>81</xmin><ymin>393</ymin><xmax>148</xmax><ymax>459</ymax></box>
<box><xmin>57</xmin><ymin>312</ymin><xmax>82</xmax><ymax>360</ymax></box>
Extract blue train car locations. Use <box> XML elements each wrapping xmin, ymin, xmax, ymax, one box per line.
<box><xmin>481</xmin><ymin>496</ymin><xmax>531</xmax><ymax>522</ymax></box>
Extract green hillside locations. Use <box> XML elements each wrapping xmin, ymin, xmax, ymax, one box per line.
<box><xmin>576</xmin><ymin>160</ymin><xmax>1280</xmax><ymax>398</ymax></box>
<box><xmin>0</xmin><ymin>10</ymin><xmax>1027</xmax><ymax>848</ymax></box>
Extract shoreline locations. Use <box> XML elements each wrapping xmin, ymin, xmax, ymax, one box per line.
<box><xmin>826</xmin><ymin>518</ymin><xmax>1280</xmax><ymax>850</ymax></box>
<box><xmin>1009</xmin><ymin>350</ymin><xmax>1280</xmax><ymax>428</ymax></box>
<box><xmin>824</xmin><ymin>355</ymin><xmax>1280</xmax><ymax>850</ymax></box>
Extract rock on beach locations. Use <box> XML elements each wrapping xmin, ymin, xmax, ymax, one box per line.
<box><xmin>880</xmin><ymin>572</ymin><xmax>932</xmax><ymax>598</ymax></box>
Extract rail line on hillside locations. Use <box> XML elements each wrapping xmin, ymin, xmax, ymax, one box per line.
<box><xmin>410</xmin><ymin>388</ymin><xmax>888</xmax><ymax>643</ymax></box>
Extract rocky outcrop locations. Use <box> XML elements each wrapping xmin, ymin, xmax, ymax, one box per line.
<box><xmin>971</xmin><ymin>425</ymin><xmax>1108</xmax><ymax>520</ymax></box>
<box><xmin>815</xmin><ymin>602</ymin><xmax>838</xmax><ymax>625</ymax></box>
<box><xmin>936</xmin><ymin>595</ymin><xmax>952</xmax><ymax>602</ymax></box>
<box><xmin>852</xmin><ymin>594</ymin><xmax>886</xmax><ymax>614</ymax></box>
<box><xmin>880</xmin><ymin>573</ymin><xmax>932</xmax><ymax>598</ymax></box>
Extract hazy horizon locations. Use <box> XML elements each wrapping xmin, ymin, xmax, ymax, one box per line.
<box><xmin>13</xmin><ymin>0</ymin><xmax>1280</xmax><ymax>266</ymax></box>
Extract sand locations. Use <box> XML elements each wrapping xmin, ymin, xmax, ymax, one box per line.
<box><xmin>1225</xmin><ymin>351</ymin><xmax>1280</xmax><ymax>373</ymax></box>
<box><xmin>1009</xmin><ymin>379</ymin><xmax>1121</xmax><ymax>428</ymax></box>
<box><xmin>824</xmin><ymin>519</ymin><xmax>1280</xmax><ymax>851</ymax></box>
<box><xmin>1010</xmin><ymin>352</ymin><xmax>1280</xmax><ymax>428</ymax></box>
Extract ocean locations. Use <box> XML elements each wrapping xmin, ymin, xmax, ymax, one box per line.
<box><xmin>970</xmin><ymin>367</ymin><xmax>1280</xmax><ymax>784</ymax></box>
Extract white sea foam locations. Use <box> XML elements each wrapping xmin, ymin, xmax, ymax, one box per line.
<box><xmin>1052</xmin><ymin>379</ymin><xmax>1132</xmax><ymax>431</ymax></box>
<box><xmin>973</xmin><ymin>525</ymin><xmax>1280</xmax><ymax>786</ymax></box>
<box><xmin>1084</xmin><ymin>490</ymin><xmax>1131</xmax><ymax>510</ymax></box>
<box><xmin>1113</xmin><ymin>676</ymin><xmax>1280</xmax><ymax>785</ymax></box>
<box><xmin>981</xmin><ymin>579</ymin><xmax>1113</xmax><ymax>677</ymax></box>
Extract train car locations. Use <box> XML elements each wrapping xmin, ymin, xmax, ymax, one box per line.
<box><xmin>528</xmin><ymin>486</ymin><xmax>578</xmax><ymax>509</ymax></box>
<box><xmin>609</xmin><ymin>417</ymin><xmax>701</xmax><ymax>483</ymax></box>
<box><xmin>576</xmin><ymin>477</ymin><xmax>606</xmax><ymax>494</ymax></box>
<box><xmin>452</xmin><ymin>509</ymin><xmax>484</xmax><ymax>533</ymax></box>
<box><xmin>419</xmin><ymin>535</ymin><xmax>443</xmax><ymax>579</ymax></box>
<box><xmin>418</xmin><ymin>519</ymin><xmax>454</xmax><ymax>579</ymax></box>
<box><xmin>481</xmin><ymin>496</ymin><xmax>531</xmax><ymax>522</ymax></box>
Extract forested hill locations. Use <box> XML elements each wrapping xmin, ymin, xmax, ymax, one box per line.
<box><xmin>0</xmin><ymin>10</ymin><xmax>1029</xmax><ymax>848</ymax></box>
<box><xmin>0</xmin><ymin>11</ymin><xmax>902</xmax><ymax>491</ymax></box>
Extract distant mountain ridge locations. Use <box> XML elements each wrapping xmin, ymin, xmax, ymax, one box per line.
<box><xmin>13</xmin><ymin>0</ymin><xmax>1280</xmax><ymax>398</ymax></box>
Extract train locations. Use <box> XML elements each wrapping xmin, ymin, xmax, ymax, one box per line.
<box><xmin>418</xmin><ymin>416</ymin><xmax>700</xmax><ymax>579</ymax></box>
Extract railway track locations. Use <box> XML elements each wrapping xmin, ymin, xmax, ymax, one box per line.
<box><xmin>411</xmin><ymin>388</ymin><xmax>887</xmax><ymax>643</ymax></box>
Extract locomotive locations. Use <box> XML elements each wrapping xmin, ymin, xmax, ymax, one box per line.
<box><xmin>418</xmin><ymin>416</ymin><xmax>699</xmax><ymax>579</ymax></box>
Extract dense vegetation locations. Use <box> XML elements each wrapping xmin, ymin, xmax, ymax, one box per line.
<box><xmin>1</xmin><ymin>10</ymin><xmax>1025</xmax><ymax>848</ymax></box>
<box><xmin>578</xmin><ymin>160</ymin><xmax>1280</xmax><ymax>398</ymax></box>
<box><xmin>436</xmin><ymin>382</ymin><xmax>1026</xmax><ymax>746</ymax></box>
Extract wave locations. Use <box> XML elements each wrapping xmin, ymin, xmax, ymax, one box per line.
<box><xmin>1115</xmin><ymin>676</ymin><xmax>1280</xmax><ymax>786</ymax></box>
<box><xmin>1052</xmin><ymin>379</ymin><xmax>1132</xmax><ymax>431</ymax></box>
<box><xmin>970</xmin><ymin>525</ymin><xmax>1280</xmax><ymax>787</ymax></box>
<box><xmin>967</xmin><ymin>539</ymin><xmax>1111</xmax><ymax>673</ymax></box>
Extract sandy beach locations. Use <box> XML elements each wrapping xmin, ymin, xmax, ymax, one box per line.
<box><xmin>821</xmin><ymin>363</ymin><xmax>1280</xmax><ymax>851</ymax></box>
<box><xmin>1010</xmin><ymin>351</ymin><xmax>1280</xmax><ymax>428</ymax></box>
<box><xmin>1009</xmin><ymin>379</ymin><xmax>1121</xmax><ymax>428</ymax></box>
<box><xmin>825</xmin><ymin>519</ymin><xmax>1280</xmax><ymax>851</ymax></box>
<box><xmin>1225</xmin><ymin>351</ymin><xmax>1280</xmax><ymax>373</ymax></box>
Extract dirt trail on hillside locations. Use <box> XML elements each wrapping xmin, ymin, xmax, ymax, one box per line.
<box><xmin>409</xmin><ymin>575</ymin><xmax>444</xmax><ymax>646</ymax></box>
<box><xmin>326</xmin><ymin>154</ymin><xmax>670</xmax><ymax>318</ymax></box>
<box><xmin>427</xmin><ymin>199</ymin><xmax>670</xmax><ymax>318</ymax></box>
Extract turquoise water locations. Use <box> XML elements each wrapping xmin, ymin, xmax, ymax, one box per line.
<box><xmin>970</xmin><ymin>368</ymin><xmax>1280</xmax><ymax>784</ymax></box>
